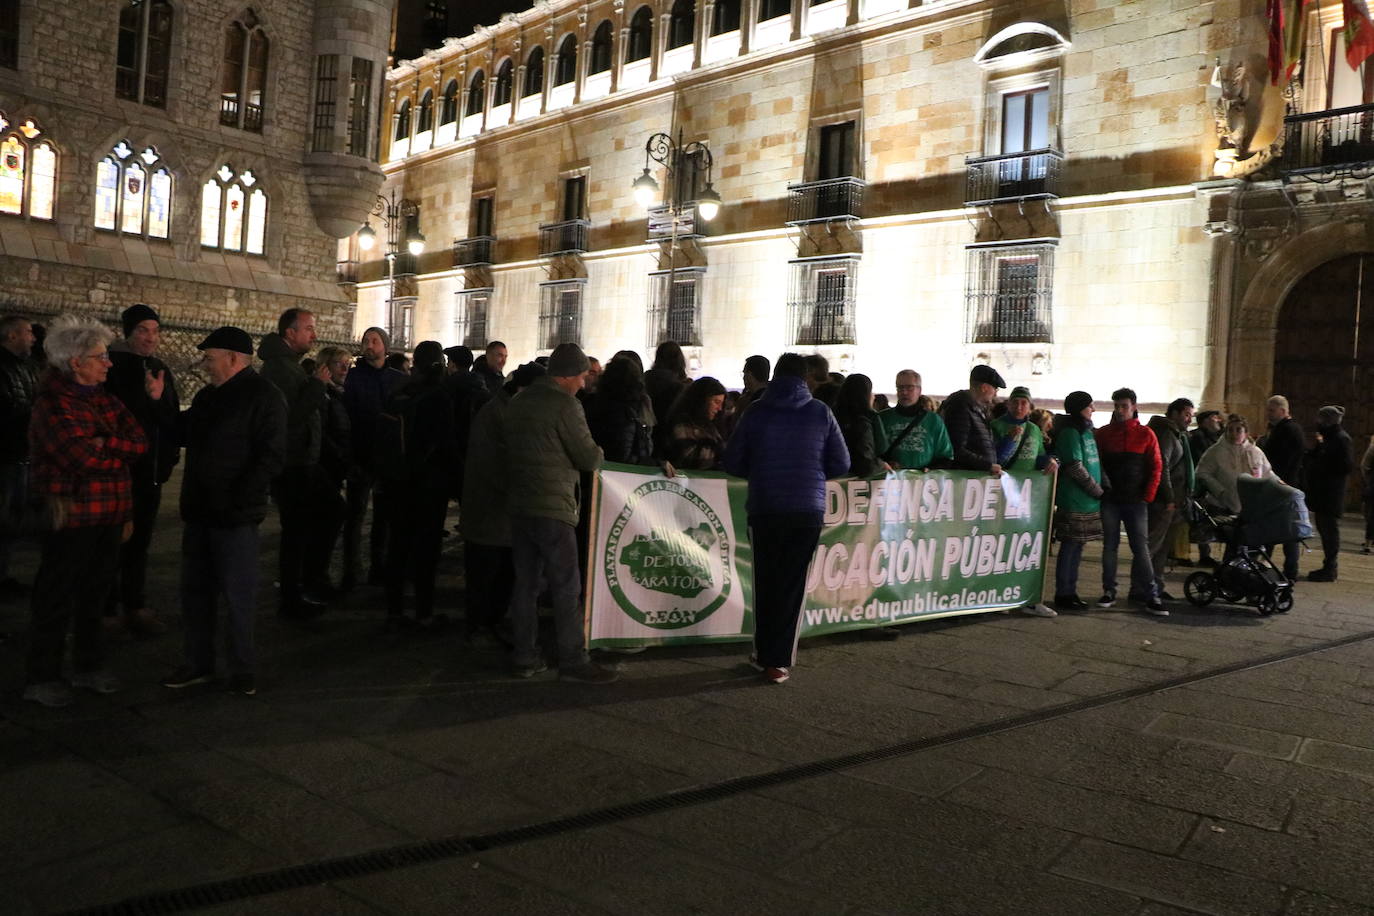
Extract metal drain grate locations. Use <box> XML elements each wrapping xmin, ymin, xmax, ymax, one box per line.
<box><xmin>65</xmin><ymin>628</ymin><xmax>1374</xmax><ymax>916</ymax></box>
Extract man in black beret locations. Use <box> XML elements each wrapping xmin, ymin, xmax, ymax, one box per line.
<box><xmin>103</xmin><ymin>304</ymin><xmax>179</xmax><ymax>636</ymax></box>
<box><xmin>162</xmin><ymin>327</ymin><xmax>286</xmax><ymax>696</ymax></box>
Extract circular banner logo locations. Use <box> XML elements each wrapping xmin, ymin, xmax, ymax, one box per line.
<box><xmin>603</xmin><ymin>478</ymin><xmax>732</xmax><ymax>629</ymax></box>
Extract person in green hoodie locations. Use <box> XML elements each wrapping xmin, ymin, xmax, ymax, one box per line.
<box><xmin>991</xmin><ymin>386</ymin><xmax>1059</xmax><ymax>617</ymax></box>
<box><xmin>873</xmin><ymin>369</ymin><xmax>952</xmax><ymax>470</ymax></box>
<box><xmin>1052</xmin><ymin>391</ymin><xmax>1106</xmax><ymax>611</ymax></box>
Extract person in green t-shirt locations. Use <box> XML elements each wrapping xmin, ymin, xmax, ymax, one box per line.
<box><xmin>990</xmin><ymin>386</ymin><xmax>1059</xmax><ymax>617</ymax></box>
<box><xmin>1052</xmin><ymin>390</ymin><xmax>1106</xmax><ymax>612</ymax></box>
<box><xmin>872</xmin><ymin>369</ymin><xmax>953</xmax><ymax>470</ymax></box>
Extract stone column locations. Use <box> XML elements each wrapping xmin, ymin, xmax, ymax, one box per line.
<box><xmin>575</xmin><ymin>11</ymin><xmax>590</xmax><ymax>103</ymax></box>
<box><xmin>693</xmin><ymin>0</ymin><xmax>708</xmax><ymax>67</ymax></box>
<box><xmin>790</xmin><ymin>0</ymin><xmax>803</xmax><ymax>41</ymax></box>
<box><xmin>741</xmin><ymin>0</ymin><xmax>755</xmax><ymax>54</ymax></box>
<box><xmin>542</xmin><ymin>24</ymin><xmax>555</xmax><ymax>113</ymax></box>
<box><xmin>612</xmin><ymin>0</ymin><xmax>625</xmax><ymax>92</ymax></box>
<box><xmin>653</xmin><ymin>8</ymin><xmax>670</xmax><ymax>80</ymax></box>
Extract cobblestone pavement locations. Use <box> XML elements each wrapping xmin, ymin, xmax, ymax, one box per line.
<box><xmin>1</xmin><ymin>478</ymin><xmax>1372</xmax><ymax>915</ymax></box>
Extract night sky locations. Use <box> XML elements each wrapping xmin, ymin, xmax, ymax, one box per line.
<box><xmin>452</xmin><ymin>0</ymin><xmax>534</xmax><ymax>38</ymax></box>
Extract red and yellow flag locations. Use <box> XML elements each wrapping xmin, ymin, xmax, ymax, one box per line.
<box><xmin>1343</xmin><ymin>0</ymin><xmax>1374</xmax><ymax>70</ymax></box>
<box><xmin>1269</xmin><ymin>0</ymin><xmax>1315</xmax><ymax>85</ymax></box>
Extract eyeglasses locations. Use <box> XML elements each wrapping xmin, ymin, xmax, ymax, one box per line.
<box><xmin>81</xmin><ymin>351</ymin><xmax>112</xmax><ymax>363</ymax></box>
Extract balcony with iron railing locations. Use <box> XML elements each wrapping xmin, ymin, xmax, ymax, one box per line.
<box><xmin>391</xmin><ymin>251</ymin><xmax>418</xmax><ymax>276</ymax></box>
<box><xmin>646</xmin><ymin>204</ymin><xmax>705</xmax><ymax>240</ymax></box>
<box><xmin>965</xmin><ymin>149</ymin><xmax>1064</xmax><ymax>206</ymax></box>
<box><xmin>1281</xmin><ymin>103</ymin><xmax>1374</xmax><ymax>174</ymax></box>
<box><xmin>219</xmin><ymin>96</ymin><xmax>263</xmax><ymax>131</ymax></box>
<box><xmin>539</xmin><ymin>219</ymin><xmax>590</xmax><ymax>256</ymax></box>
<box><xmin>453</xmin><ymin>235</ymin><xmax>496</xmax><ymax>267</ymax></box>
<box><xmin>786</xmin><ymin>177</ymin><xmax>866</xmax><ymax>224</ymax></box>
<box><xmin>335</xmin><ymin>259</ymin><xmax>359</xmax><ymax>284</ymax></box>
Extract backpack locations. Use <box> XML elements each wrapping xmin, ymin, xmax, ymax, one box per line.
<box><xmin>375</xmin><ymin>385</ymin><xmax>438</xmax><ymax>482</ymax></box>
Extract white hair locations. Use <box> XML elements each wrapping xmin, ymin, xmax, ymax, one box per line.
<box><xmin>45</xmin><ymin>315</ymin><xmax>113</xmax><ymax>374</ymax></box>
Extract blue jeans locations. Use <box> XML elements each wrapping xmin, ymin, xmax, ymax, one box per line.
<box><xmin>1055</xmin><ymin>540</ymin><xmax>1085</xmax><ymax>597</ymax></box>
<box><xmin>1100</xmin><ymin>501</ymin><xmax>1158</xmax><ymax>602</ymax></box>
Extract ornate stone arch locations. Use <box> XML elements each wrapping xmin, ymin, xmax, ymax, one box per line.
<box><xmin>1227</xmin><ymin>219</ymin><xmax>1374</xmax><ymax>415</ymax></box>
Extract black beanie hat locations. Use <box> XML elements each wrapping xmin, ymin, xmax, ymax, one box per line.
<box><xmin>121</xmin><ymin>303</ymin><xmax>160</xmax><ymax>337</ymax></box>
<box><xmin>1064</xmin><ymin>391</ymin><xmax>1094</xmax><ymax>415</ymax></box>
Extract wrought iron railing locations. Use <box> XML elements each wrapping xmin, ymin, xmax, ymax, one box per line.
<box><xmin>387</xmin><ymin>297</ymin><xmax>416</xmax><ymax>351</ymax></box>
<box><xmin>538</xmin><ymin>282</ymin><xmax>584</xmax><ymax>349</ymax></box>
<box><xmin>335</xmin><ymin>259</ymin><xmax>358</xmax><ymax>284</ymax></box>
<box><xmin>453</xmin><ymin>235</ymin><xmax>496</xmax><ymax>266</ymax></box>
<box><xmin>392</xmin><ymin>251</ymin><xmax>418</xmax><ymax>276</ymax></box>
<box><xmin>219</xmin><ymin>97</ymin><xmax>263</xmax><ymax>131</ymax></box>
<box><xmin>786</xmin><ymin>177</ymin><xmax>865</xmax><ymax>223</ymax></box>
<box><xmin>454</xmin><ymin>289</ymin><xmax>491</xmax><ymax>349</ymax></box>
<box><xmin>647</xmin><ymin>205</ymin><xmax>702</xmax><ymax>240</ymax></box>
<box><xmin>787</xmin><ymin>258</ymin><xmax>858</xmax><ymax>346</ymax></box>
<box><xmin>1281</xmin><ymin>103</ymin><xmax>1374</xmax><ymax>174</ymax></box>
<box><xmin>965</xmin><ymin>149</ymin><xmax>1064</xmax><ymax>206</ymax></box>
<box><xmin>646</xmin><ymin>270</ymin><xmax>704</xmax><ymax>347</ymax></box>
<box><xmin>964</xmin><ymin>244</ymin><xmax>1054</xmax><ymax>344</ymax></box>
<box><xmin>539</xmin><ymin>219</ymin><xmax>590</xmax><ymax>256</ymax></box>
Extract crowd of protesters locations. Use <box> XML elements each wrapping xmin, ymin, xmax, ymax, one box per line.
<box><xmin>0</xmin><ymin>306</ymin><xmax>1367</xmax><ymax>705</ymax></box>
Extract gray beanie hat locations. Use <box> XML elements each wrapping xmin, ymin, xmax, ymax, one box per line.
<box><xmin>363</xmin><ymin>326</ymin><xmax>392</xmax><ymax>350</ymax></box>
<box><xmin>547</xmin><ymin>342</ymin><xmax>590</xmax><ymax>378</ymax></box>
<box><xmin>1317</xmin><ymin>405</ymin><xmax>1345</xmax><ymax>425</ymax></box>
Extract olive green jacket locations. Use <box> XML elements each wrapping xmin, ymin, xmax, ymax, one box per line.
<box><xmin>503</xmin><ymin>376</ymin><xmax>603</xmax><ymax>525</ymax></box>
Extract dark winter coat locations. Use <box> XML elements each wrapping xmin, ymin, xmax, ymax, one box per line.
<box><xmin>180</xmin><ymin>366</ymin><xmax>287</xmax><ymax>527</ymax></box>
<box><xmin>1146</xmin><ymin>414</ymin><xmax>1192</xmax><ymax>506</ymax></box>
<box><xmin>722</xmin><ymin>375</ymin><xmax>849</xmax><ymax>519</ymax></box>
<box><xmin>643</xmin><ymin>367</ymin><xmax>688</xmax><ymax>445</ymax></box>
<box><xmin>1305</xmin><ymin>423</ymin><xmax>1355</xmax><ymax>516</ymax></box>
<box><xmin>838</xmin><ymin>409</ymin><xmax>882</xmax><ymax>477</ymax></box>
<box><xmin>472</xmin><ymin>357</ymin><xmax>504</xmax><ymax>395</ymax></box>
<box><xmin>319</xmin><ymin>383</ymin><xmax>352</xmax><ymax>486</ymax></box>
<box><xmin>0</xmin><ymin>346</ymin><xmax>37</xmax><ymax>464</ymax></box>
<box><xmin>386</xmin><ymin>373</ymin><xmax>462</xmax><ymax>496</ymax></box>
<box><xmin>503</xmin><ymin>376</ymin><xmax>603</xmax><ymax>526</ymax></box>
<box><xmin>342</xmin><ymin>359</ymin><xmax>406</xmax><ymax>473</ymax></box>
<box><xmin>582</xmin><ymin>392</ymin><xmax>654</xmax><ymax>465</ymax></box>
<box><xmin>462</xmin><ymin>389</ymin><xmax>515</xmax><ymax>547</ymax></box>
<box><xmin>939</xmin><ymin>388</ymin><xmax>997</xmax><ymax>471</ymax></box>
<box><xmin>1259</xmin><ymin>416</ymin><xmax>1305</xmax><ymax>487</ymax></box>
<box><xmin>104</xmin><ymin>343</ymin><xmax>180</xmax><ymax>486</ymax></box>
<box><xmin>257</xmin><ymin>333</ymin><xmax>326</xmax><ymax>469</ymax></box>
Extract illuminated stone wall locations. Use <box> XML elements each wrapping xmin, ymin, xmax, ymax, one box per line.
<box><xmin>368</xmin><ymin>0</ymin><xmax>1260</xmax><ymax>407</ymax></box>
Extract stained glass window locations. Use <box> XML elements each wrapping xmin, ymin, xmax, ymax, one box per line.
<box><xmin>201</xmin><ymin>165</ymin><xmax>268</xmax><ymax>254</ymax></box>
<box><xmin>0</xmin><ymin>113</ymin><xmax>57</xmax><ymax>220</ymax></box>
<box><xmin>94</xmin><ymin>141</ymin><xmax>170</xmax><ymax>238</ymax></box>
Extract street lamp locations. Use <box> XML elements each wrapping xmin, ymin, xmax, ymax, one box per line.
<box><xmin>359</xmin><ymin>189</ymin><xmax>424</xmax><ymax>350</ymax></box>
<box><xmin>631</xmin><ymin>129</ymin><xmax>723</xmax><ymax>347</ymax></box>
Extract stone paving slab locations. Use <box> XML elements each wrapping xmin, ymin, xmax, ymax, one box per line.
<box><xmin>2</xmin><ymin>493</ymin><xmax>1374</xmax><ymax>913</ymax></box>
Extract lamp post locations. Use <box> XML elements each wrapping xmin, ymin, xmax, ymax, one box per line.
<box><xmin>357</xmin><ymin>189</ymin><xmax>425</xmax><ymax>350</ymax></box>
<box><xmin>631</xmin><ymin>128</ymin><xmax>722</xmax><ymax>346</ymax></box>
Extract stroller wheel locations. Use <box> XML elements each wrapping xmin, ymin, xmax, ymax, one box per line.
<box><xmin>1256</xmin><ymin>594</ymin><xmax>1276</xmax><ymax>616</ymax></box>
<box><xmin>1184</xmin><ymin>571</ymin><xmax>1216</xmax><ymax>607</ymax></box>
<box><xmin>1275</xmin><ymin>589</ymin><xmax>1294</xmax><ymax>613</ymax></box>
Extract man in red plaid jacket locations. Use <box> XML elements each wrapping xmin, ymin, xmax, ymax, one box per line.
<box><xmin>24</xmin><ymin>317</ymin><xmax>146</xmax><ymax>707</ymax></box>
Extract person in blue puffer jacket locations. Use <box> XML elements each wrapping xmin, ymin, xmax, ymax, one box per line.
<box><xmin>723</xmin><ymin>352</ymin><xmax>849</xmax><ymax>685</ymax></box>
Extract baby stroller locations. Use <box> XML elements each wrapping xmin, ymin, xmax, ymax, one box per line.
<box><xmin>1183</xmin><ymin>476</ymin><xmax>1310</xmax><ymax>616</ymax></box>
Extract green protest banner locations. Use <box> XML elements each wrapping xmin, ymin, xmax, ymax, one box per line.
<box><xmin>585</xmin><ymin>463</ymin><xmax>1054</xmax><ymax>648</ymax></box>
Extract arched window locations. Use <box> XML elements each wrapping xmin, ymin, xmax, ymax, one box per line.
<box><xmin>758</xmin><ymin>0</ymin><xmax>790</xmax><ymax>21</ymax></box>
<box><xmin>220</xmin><ymin>12</ymin><xmax>269</xmax><ymax>131</ymax></box>
<box><xmin>590</xmin><ymin>21</ymin><xmax>613</xmax><ymax>74</ymax></box>
<box><xmin>0</xmin><ymin>113</ymin><xmax>56</xmax><ymax>221</ymax></box>
<box><xmin>417</xmin><ymin>89</ymin><xmax>433</xmax><ymax>132</ymax></box>
<box><xmin>626</xmin><ymin>7</ymin><xmax>652</xmax><ymax>63</ymax></box>
<box><xmin>94</xmin><ymin>141</ymin><xmax>171</xmax><ymax>239</ymax></box>
<box><xmin>523</xmin><ymin>47</ymin><xmax>544</xmax><ymax>97</ymax></box>
<box><xmin>554</xmin><ymin>34</ymin><xmax>577</xmax><ymax>86</ymax></box>
<box><xmin>394</xmin><ymin>98</ymin><xmax>411</xmax><ymax>140</ymax></box>
<box><xmin>116</xmin><ymin>0</ymin><xmax>174</xmax><ymax>108</ymax></box>
<box><xmin>713</xmin><ymin>0</ymin><xmax>741</xmax><ymax>35</ymax></box>
<box><xmin>493</xmin><ymin>59</ymin><xmax>513</xmax><ymax>106</ymax></box>
<box><xmin>440</xmin><ymin>79</ymin><xmax>458</xmax><ymax>124</ymax></box>
<box><xmin>668</xmin><ymin>0</ymin><xmax>694</xmax><ymax>50</ymax></box>
<box><xmin>201</xmin><ymin>164</ymin><xmax>267</xmax><ymax>255</ymax></box>
<box><xmin>466</xmin><ymin>70</ymin><xmax>485</xmax><ymax>116</ymax></box>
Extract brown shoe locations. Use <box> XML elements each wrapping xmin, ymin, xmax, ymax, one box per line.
<box><xmin>126</xmin><ymin>608</ymin><xmax>168</xmax><ymax>636</ymax></box>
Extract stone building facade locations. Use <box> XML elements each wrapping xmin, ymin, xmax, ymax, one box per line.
<box><xmin>368</xmin><ymin>0</ymin><xmax>1368</xmax><ymax>437</ymax></box>
<box><xmin>0</xmin><ymin>0</ymin><xmax>390</xmax><ymax>381</ymax></box>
